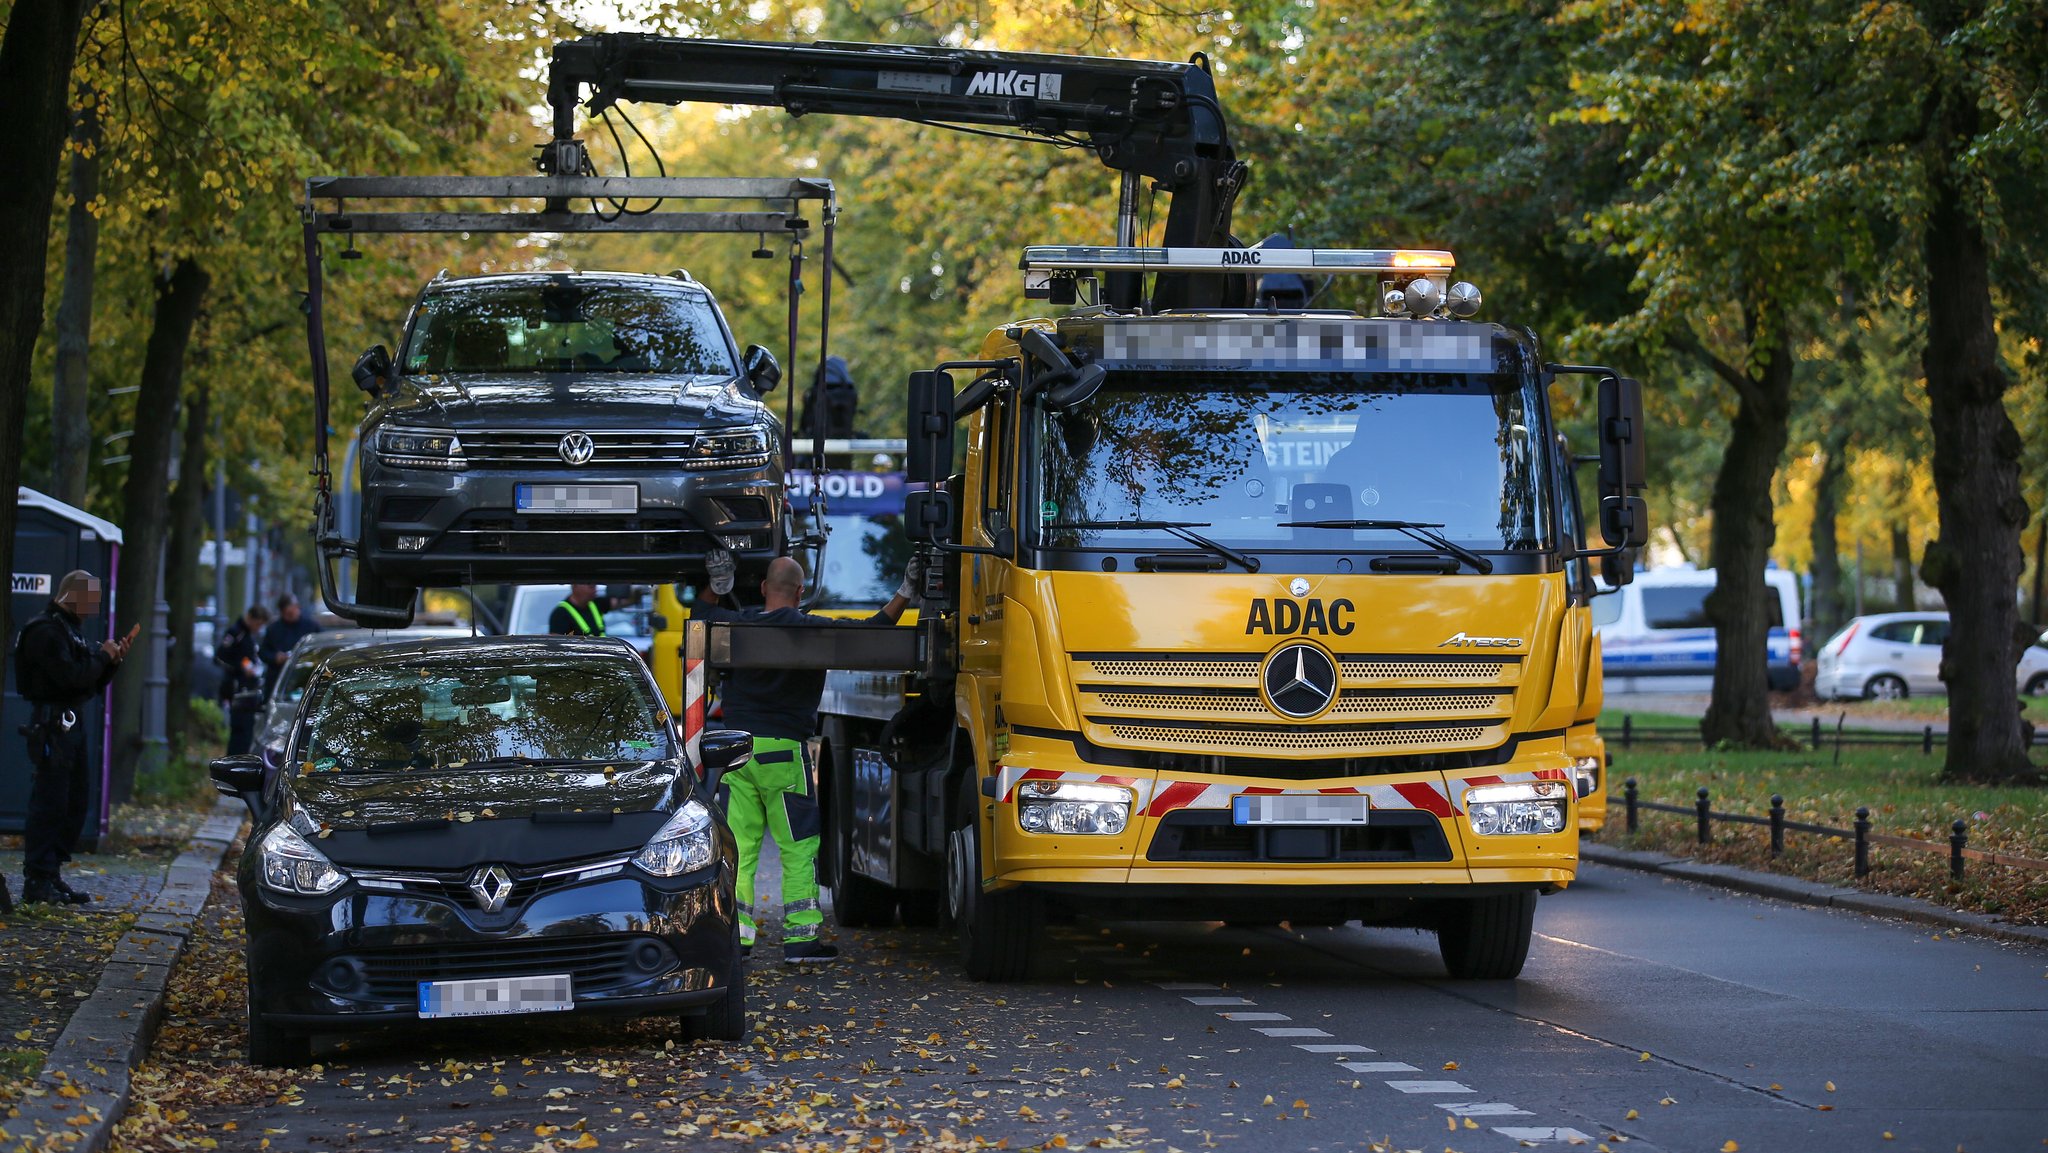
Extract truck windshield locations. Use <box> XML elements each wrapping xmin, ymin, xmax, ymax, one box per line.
<box><xmin>1033</xmin><ymin>371</ymin><xmax>1551</xmax><ymax>555</ymax></box>
<box><xmin>403</xmin><ymin>282</ymin><xmax>736</xmax><ymax>376</ymax></box>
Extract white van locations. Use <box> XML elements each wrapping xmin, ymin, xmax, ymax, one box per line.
<box><xmin>1592</xmin><ymin>566</ymin><xmax>1803</xmax><ymax>692</ymax></box>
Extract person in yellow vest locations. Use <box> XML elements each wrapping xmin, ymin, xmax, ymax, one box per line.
<box><xmin>691</xmin><ymin>551</ymin><xmax>920</xmax><ymax>962</ymax></box>
<box><xmin>549</xmin><ymin>584</ymin><xmax>618</xmax><ymax>636</ymax></box>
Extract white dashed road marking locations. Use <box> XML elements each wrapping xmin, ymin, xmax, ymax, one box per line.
<box><xmin>1385</xmin><ymin>1080</ymin><xmax>1476</xmax><ymax>1095</ymax></box>
<box><xmin>1494</xmin><ymin>1127</ymin><xmax>1593</xmax><ymax>1143</ymax></box>
<box><xmin>1438</xmin><ymin>1102</ymin><xmax>1533</xmax><ymax>1117</ymax></box>
<box><xmin>1252</xmin><ymin>1027</ymin><xmax>1333</xmax><ymax>1038</ymax></box>
<box><xmin>1218</xmin><ymin>1012</ymin><xmax>1289</xmax><ymax>1021</ymax></box>
<box><xmin>1340</xmin><ymin>1061</ymin><xmax>1418</xmax><ymax>1073</ymax></box>
<box><xmin>1183</xmin><ymin>996</ymin><xmax>1255</xmax><ymax>1006</ymax></box>
<box><xmin>1294</xmin><ymin>1044</ymin><xmax>1375</xmax><ymax>1054</ymax></box>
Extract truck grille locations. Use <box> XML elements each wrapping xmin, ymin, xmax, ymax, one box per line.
<box><xmin>458</xmin><ymin>428</ymin><xmax>769</xmax><ymax>470</ymax></box>
<box><xmin>1071</xmin><ymin>649</ymin><xmax>1518</xmax><ymax>758</ymax></box>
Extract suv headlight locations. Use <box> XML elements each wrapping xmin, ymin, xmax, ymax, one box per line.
<box><xmin>1465</xmin><ymin>781</ymin><xmax>1570</xmax><ymax>836</ymax></box>
<box><xmin>1570</xmin><ymin>756</ymin><xmax>1600</xmax><ymax>799</ymax></box>
<box><xmin>1017</xmin><ymin>781</ymin><xmax>1129</xmax><ymax>836</ymax></box>
<box><xmin>258</xmin><ymin>824</ymin><xmax>347</xmax><ymax>896</ymax></box>
<box><xmin>376</xmin><ymin>427</ymin><xmax>466</xmax><ymax>470</ymax></box>
<box><xmin>633</xmin><ymin>799</ymin><xmax>716</xmax><ymax>876</ymax></box>
<box><xmin>685</xmin><ymin>425</ymin><xmax>771</xmax><ymax>471</ymax></box>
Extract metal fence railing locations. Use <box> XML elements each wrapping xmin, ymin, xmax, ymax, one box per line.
<box><xmin>1604</xmin><ymin>713</ymin><xmax>2047</xmax><ymax>757</ymax></box>
<box><xmin>1610</xmin><ymin>778</ymin><xmax>2048</xmax><ymax>880</ymax></box>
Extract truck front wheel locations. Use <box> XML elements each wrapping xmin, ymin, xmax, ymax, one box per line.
<box><xmin>1436</xmin><ymin>891</ymin><xmax>1536</xmax><ymax>979</ymax></box>
<box><xmin>947</xmin><ymin>817</ymin><xmax>1040</xmax><ymax>981</ymax></box>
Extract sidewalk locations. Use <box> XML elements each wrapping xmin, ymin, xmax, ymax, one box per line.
<box><xmin>0</xmin><ymin>798</ymin><xmax>242</xmax><ymax>1153</ymax></box>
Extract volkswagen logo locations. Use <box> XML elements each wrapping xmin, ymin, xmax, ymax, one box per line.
<box><xmin>1261</xmin><ymin>641</ymin><xmax>1340</xmax><ymax>720</ymax></box>
<box><xmin>558</xmin><ymin>431</ymin><xmax>596</xmax><ymax>466</ymax></box>
<box><xmin>468</xmin><ymin>864</ymin><xmax>515</xmax><ymax>913</ymax></box>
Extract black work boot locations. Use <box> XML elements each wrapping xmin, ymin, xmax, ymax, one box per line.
<box><xmin>51</xmin><ymin>877</ymin><xmax>93</xmax><ymax>904</ymax></box>
<box><xmin>21</xmin><ymin>877</ymin><xmax>89</xmax><ymax>906</ymax></box>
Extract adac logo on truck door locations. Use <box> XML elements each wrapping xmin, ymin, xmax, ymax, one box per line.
<box><xmin>965</xmin><ymin>70</ymin><xmax>1064</xmax><ymax>99</ymax></box>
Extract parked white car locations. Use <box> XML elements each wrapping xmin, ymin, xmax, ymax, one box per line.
<box><xmin>1814</xmin><ymin>611</ymin><xmax>2048</xmax><ymax>699</ymax></box>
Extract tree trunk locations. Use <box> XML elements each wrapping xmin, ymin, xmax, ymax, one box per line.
<box><xmin>0</xmin><ymin>0</ymin><xmax>92</xmax><ymax>710</ymax></box>
<box><xmin>1701</xmin><ymin>336</ymin><xmax>1796</xmax><ymax>749</ymax></box>
<box><xmin>1919</xmin><ymin>149</ymin><xmax>2037</xmax><ymax>784</ymax></box>
<box><xmin>52</xmin><ymin>95</ymin><xmax>99</xmax><ymax>508</ymax></box>
<box><xmin>110</xmin><ymin>259</ymin><xmax>209</xmax><ymax>802</ymax></box>
<box><xmin>1891</xmin><ymin>522</ymin><xmax>1916</xmax><ymax>611</ymax></box>
<box><xmin>1809</xmin><ymin>423</ymin><xmax>1852</xmax><ymax>643</ymax></box>
<box><xmin>165</xmin><ymin>377</ymin><xmax>210</xmax><ymax>755</ymax></box>
<box><xmin>2031</xmin><ymin>514</ymin><xmax>2044</xmax><ymax>629</ymax></box>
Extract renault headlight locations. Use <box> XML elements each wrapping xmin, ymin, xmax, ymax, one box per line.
<box><xmin>1017</xmin><ymin>781</ymin><xmax>1129</xmax><ymax>836</ymax></box>
<box><xmin>684</xmin><ymin>425</ymin><xmax>771</xmax><ymax>470</ymax></box>
<box><xmin>633</xmin><ymin>799</ymin><xmax>716</xmax><ymax>876</ymax></box>
<box><xmin>258</xmin><ymin>824</ymin><xmax>347</xmax><ymax>896</ymax></box>
<box><xmin>1465</xmin><ymin>781</ymin><xmax>1569</xmax><ymax>836</ymax></box>
<box><xmin>376</xmin><ymin>426</ymin><xmax>466</xmax><ymax>470</ymax></box>
<box><xmin>1570</xmin><ymin>756</ymin><xmax>1600</xmax><ymax>799</ymax></box>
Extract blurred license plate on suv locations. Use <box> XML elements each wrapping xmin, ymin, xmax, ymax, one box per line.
<box><xmin>1233</xmin><ymin>794</ymin><xmax>1371</xmax><ymax>826</ymax></box>
<box><xmin>418</xmin><ymin>974</ymin><xmax>574</xmax><ymax>1019</ymax></box>
<box><xmin>515</xmin><ymin>484</ymin><xmax>637</xmax><ymax>514</ymax></box>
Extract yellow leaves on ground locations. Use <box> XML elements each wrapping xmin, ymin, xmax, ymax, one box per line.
<box><xmin>1722</xmin><ymin>1142</ymin><xmax>1740</xmax><ymax>1152</ymax></box>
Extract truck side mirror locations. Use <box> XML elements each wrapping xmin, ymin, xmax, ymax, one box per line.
<box><xmin>741</xmin><ymin>345</ymin><xmax>781</xmax><ymax>392</ymax></box>
<box><xmin>1596</xmin><ymin>375</ymin><xmax>1649</xmax><ymax>548</ymax></box>
<box><xmin>352</xmin><ymin>345</ymin><xmax>392</xmax><ymax>397</ymax></box>
<box><xmin>905</xmin><ymin>370</ymin><xmax>956</xmax><ymax>486</ymax></box>
<box><xmin>1600</xmin><ymin>548</ymin><xmax>1636</xmax><ymax>590</ymax></box>
<box><xmin>904</xmin><ymin>489</ymin><xmax>956</xmax><ymax>548</ymax></box>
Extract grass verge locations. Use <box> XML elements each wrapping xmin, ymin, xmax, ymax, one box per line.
<box><xmin>1593</xmin><ymin>711</ymin><xmax>2048</xmax><ymax>924</ymax></box>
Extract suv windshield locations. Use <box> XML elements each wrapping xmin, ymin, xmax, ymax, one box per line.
<box><xmin>293</xmin><ymin>653</ymin><xmax>673</xmax><ymax>772</ymax></box>
<box><xmin>403</xmin><ymin>281</ymin><xmax>735</xmax><ymax>376</ymax></box>
<box><xmin>1034</xmin><ymin>371</ymin><xmax>1551</xmax><ymax>554</ymax></box>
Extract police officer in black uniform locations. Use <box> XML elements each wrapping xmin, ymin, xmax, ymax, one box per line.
<box><xmin>14</xmin><ymin>570</ymin><xmax>133</xmax><ymax>905</ymax></box>
<box><xmin>214</xmin><ymin>603</ymin><xmax>272</xmax><ymax>755</ymax></box>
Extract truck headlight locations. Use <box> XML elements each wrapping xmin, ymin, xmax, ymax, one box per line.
<box><xmin>376</xmin><ymin>427</ymin><xmax>466</xmax><ymax>470</ymax></box>
<box><xmin>685</xmin><ymin>425</ymin><xmax>771</xmax><ymax>470</ymax></box>
<box><xmin>1016</xmin><ymin>781</ymin><xmax>1129</xmax><ymax>836</ymax></box>
<box><xmin>1465</xmin><ymin>781</ymin><xmax>1569</xmax><ymax>836</ymax></box>
<box><xmin>633</xmin><ymin>799</ymin><xmax>716</xmax><ymax>876</ymax></box>
<box><xmin>257</xmin><ymin>824</ymin><xmax>347</xmax><ymax>896</ymax></box>
<box><xmin>1570</xmin><ymin>756</ymin><xmax>1600</xmax><ymax>799</ymax></box>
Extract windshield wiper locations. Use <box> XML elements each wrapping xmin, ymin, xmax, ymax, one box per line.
<box><xmin>1050</xmin><ymin>520</ymin><xmax>1261</xmax><ymax>573</ymax></box>
<box><xmin>1277</xmin><ymin>519</ymin><xmax>1495</xmax><ymax>575</ymax></box>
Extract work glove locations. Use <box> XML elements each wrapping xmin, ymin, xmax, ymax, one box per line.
<box><xmin>706</xmin><ymin>548</ymin><xmax>736</xmax><ymax>597</ymax></box>
<box><xmin>896</xmin><ymin>552</ymin><xmax>927</xmax><ymax>602</ymax></box>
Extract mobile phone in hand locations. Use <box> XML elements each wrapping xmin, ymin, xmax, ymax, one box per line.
<box><xmin>123</xmin><ymin>624</ymin><xmax>141</xmax><ymax>645</ymax></box>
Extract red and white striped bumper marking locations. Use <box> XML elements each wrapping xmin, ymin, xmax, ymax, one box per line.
<box><xmin>995</xmin><ymin>766</ymin><xmax>1568</xmax><ymax>819</ymax></box>
<box><xmin>997</xmin><ymin>766</ymin><xmax>1151</xmax><ymax>807</ymax></box>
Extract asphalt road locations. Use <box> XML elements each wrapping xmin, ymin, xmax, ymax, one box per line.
<box><xmin>134</xmin><ymin>862</ymin><xmax>2048</xmax><ymax>1153</ymax></box>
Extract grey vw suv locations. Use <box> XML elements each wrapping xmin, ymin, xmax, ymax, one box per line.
<box><xmin>349</xmin><ymin>271</ymin><xmax>784</xmax><ymax>614</ymax></box>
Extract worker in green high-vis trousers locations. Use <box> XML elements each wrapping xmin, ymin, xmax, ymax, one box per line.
<box><xmin>692</xmin><ymin>551</ymin><xmax>920</xmax><ymax>963</ymax></box>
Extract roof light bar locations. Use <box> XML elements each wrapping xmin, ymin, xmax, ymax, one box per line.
<box><xmin>1019</xmin><ymin>246</ymin><xmax>1455</xmax><ymax>274</ymax></box>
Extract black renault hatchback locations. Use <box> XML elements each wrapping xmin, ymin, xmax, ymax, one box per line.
<box><xmin>211</xmin><ymin>635</ymin><xmax>752</xmax><ymax>1066</ymax></box>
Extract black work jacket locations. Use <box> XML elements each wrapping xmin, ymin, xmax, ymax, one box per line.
<box><xmin>13</xmin><ymin>603</ymin><xmax>116</xmax><ymax>708</ymax></box>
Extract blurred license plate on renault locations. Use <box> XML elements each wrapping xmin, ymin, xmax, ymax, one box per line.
<box><xmin>418</xmin><ymin>974</ymin><xmax>574</xmax><ymax>1018</ymax></box>
<box><xmin>515</xmin><ymin>484</ymin><xmax>637</xmax><ymax>513</ymax></box>
<box><xmin>1233</xmin><ymin>795</ymin><xmax>1370</xmax><ymax>825</ymax></box>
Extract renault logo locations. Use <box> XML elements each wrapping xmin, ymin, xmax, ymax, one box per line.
<box><xmin>468</xmin><ymin>864</ymin><xmax>515</xmax><ymax>913</ymax></box>
<box><xmin>1261</xmin><ymin>641</ymin><xmax>1339</xmax><ymax>720</ymax></box>
<box><xmin>558</xmin><ymin>431</ymin><xmax>596</xmax><ymax>466</ymax></box>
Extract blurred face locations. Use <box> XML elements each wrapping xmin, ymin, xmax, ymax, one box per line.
<box><xmin>570</xmin><ymin>584</ymin><xmax>598</xmax><ymax>603</ymax></box>
<box><xmin>280</xmin><ymin>601</ymin><xmax>302</xmax><ymax>623</ymax></box>
<box><xmin>246</xmin><ymin>611</ymin><xmax>268</xmax><ymax>630</ymax></box>
<box><xmin>64</xmin><ymin>580</ymin><xmax>104</xmax><ymax>618</ymax></box>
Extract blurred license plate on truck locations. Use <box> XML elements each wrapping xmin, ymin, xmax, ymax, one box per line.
<box><xmin>418</xmin><ymin>974</ymin><xmax>574</xmax><ymax>1018</ymax></box>
<box><xmin>1232</xmin><ymin>794</ymin><xmax>1371</xmax><ymax>825</ymax></box>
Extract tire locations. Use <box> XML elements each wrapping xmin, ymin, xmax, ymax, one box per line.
<box><xmin>245</xmin><ymin>978</ymin><xmax>311</xmax><ymax>1067</ymax></box>
<box><xmin>352</xmin><ymin>565</ymin><xmax>417</xmax><ymax>627</ymax></box>
<box><xmin>947</xmin><ymin>801</ymin><xmax>1041</xmax><ymax>981</ymax></box>
<box><xmin>826</xmin><ymin>743</ymin><xmax>898</xmax><ymax>929</ymax></box>
<box><xmin>680</xmin><ymin>934</ymin><xmax>748</xmax><ymax>1044</ymax></box>
<box><xmin>2025</xmin><ymin>673</ymin><xmax>2048</xmax><ymax>698</ymax></box>
<box><xmin>1436</xmin><ymin>891</ymin><xmax>1537</xmax><ymax>980</ymax></box>
<box><xmin>1863</xmin><ymin>674</ymin><xmax>1908</xmax><ymax>701</ymax></box>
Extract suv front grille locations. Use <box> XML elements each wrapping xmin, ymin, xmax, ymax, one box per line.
<box><xmin>458</xmin><ymin>428</ymin><xmax>769</xmax><ymax>470</ymax></box>
<box><xmin>440</xmin><ymin>511</ymin><xmax>708</xmax><ymax>556</ymax></box>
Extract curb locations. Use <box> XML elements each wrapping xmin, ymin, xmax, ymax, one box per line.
<box><xmin>2</xmin><ymin>796</ymin><xmax>244</xmax><ymax>1153</ymax></box>
<box><xmin>1579</xmin><ymin>841</ymin><xmax>2048</xmax><ymax>949</ymax></box>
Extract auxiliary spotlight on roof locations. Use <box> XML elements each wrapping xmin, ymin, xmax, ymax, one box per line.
<box><xmin>1018</xmin><ymin>245</ymin><xmax>1480</xmax><ymax>319</ymax></box>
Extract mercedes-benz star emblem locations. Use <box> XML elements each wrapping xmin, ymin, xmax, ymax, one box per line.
<box><xmin>1288</xmin><ymin>577</ymin><xmax>1311</xmax><ymax>597</ymax></box>
<box><xmin>469</xmin><ymin>864</ymin><xmax>514</xmax><ymax>913</ymax></box>
<box><xmin>558</xmin><ymin>431</ymin><xmax>596</xmax><ymax>466</ymax></box>
<box><xmin>1262</xmin><ymin>642</ymin><xmax>1339</xmax><ymax>720</ymax></box>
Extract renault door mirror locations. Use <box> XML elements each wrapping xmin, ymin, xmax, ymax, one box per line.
<box><xmin>1597</xmin><ymin>375</ymin><xmax>1649</xmax><ymax>548</ymax></box>
<box><xmin>905</xmin><ymin>370</ymin><xmax>956</xmax><ymax>486</ymax></box>
<box><xmin>697</xmin><ymin>728</ymin><xmax>753</xmax><ymax>795</ymax></box>
<box><xmin>741</xmin><ymin>345</ymin><xmax>781</xmax><ymax>392</ymax></box>
<box><xmin>209</xmin><ymin>753</ymin><xmax>266</xmax><ymax>816</ymax></box>
<box><xmin>352</xmin><ymin>345</ymin><xmax>393</xmax><ymax>397</ymax></box>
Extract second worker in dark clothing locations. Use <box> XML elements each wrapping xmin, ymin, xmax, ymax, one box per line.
<box><xmin>14</xmin><ymin>570</ymin><xmax>133</xmax><ymax>905</ymax></box>
<box><xmin>214</xmin><ymin>604</ymin><xmax>272</xmax><ymax>755</ymax></box>
<box><xmin>257</xmin><ymin>593</ymin><xmax>320</xmax><ymax>700</ymax></box>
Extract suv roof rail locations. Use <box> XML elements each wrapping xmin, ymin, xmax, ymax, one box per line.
<box><xmin>669</xmin><ymin>267</ymin><xmax>694</xmax><ymax>282</ymax></box>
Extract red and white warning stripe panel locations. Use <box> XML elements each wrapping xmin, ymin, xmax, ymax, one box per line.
<box><xmin>996</xmin><ymin>765</ymin><xmax>1155</xmax><ymax>808</ymax></box>
<box><xmin>1143</xmin><ymin>779</ymin><xmax>1457</xmax><ymax>819</ymax></box>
